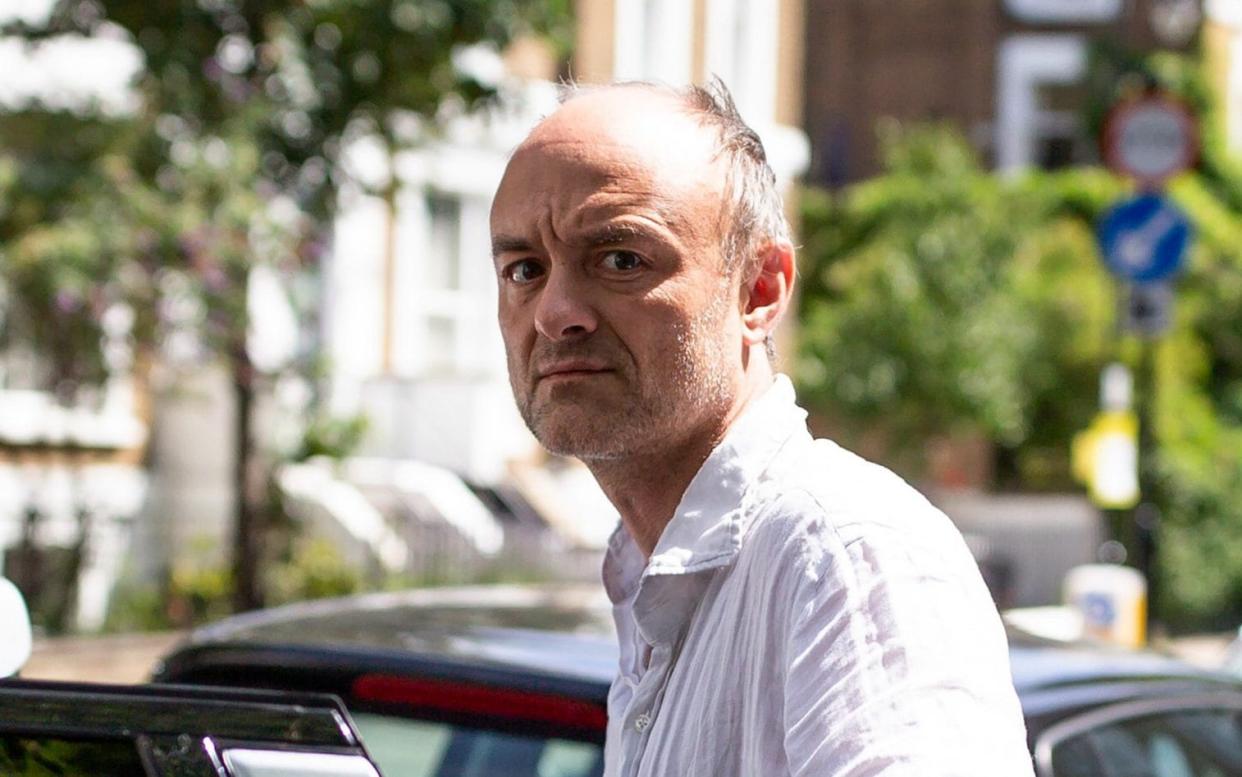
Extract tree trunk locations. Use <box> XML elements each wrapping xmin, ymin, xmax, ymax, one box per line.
<box><xmin>230</xmin><ymin>342</ymin><xmax>263</xmax><ymax>612</ymax></box>
<box><xmin>380</xmin><ymin>149</ymin><xmax>398</xmax><ymax>375</ymax></box>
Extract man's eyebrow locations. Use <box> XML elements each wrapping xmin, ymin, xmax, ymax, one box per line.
<box><xmin>580</xmin><ymin>222</ymin><xmax>660</xmax><ymax>246</ymax></box>
<box><xmin>491</xmin><ymin>235</ymin><xmax>532</xmax><ymax>258</ymax></box>
<box><xmin>492</xmin><ymin>223</ymin><xmax>664</xmax><ymax>257</ymax></box>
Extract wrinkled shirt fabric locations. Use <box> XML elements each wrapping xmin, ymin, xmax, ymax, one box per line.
<box><xmin>601</xmin><ymin>376</ymin><xmax>1034</xmax><ymax>777</ymax></box>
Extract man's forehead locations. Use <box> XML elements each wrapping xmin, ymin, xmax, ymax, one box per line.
<box><xmin>492</xmin><ymin>87</ymin><xmax>728</xmax><ymax>240</ymax></box>
<box><xmin>516</xmin><ymin>87</ymin><xmax>724</xmax><ymax>183</ymax></box>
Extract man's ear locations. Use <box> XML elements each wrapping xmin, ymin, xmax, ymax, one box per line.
<box><xmin>741</xmin><ymin>239</ymin><xmax>795</xmax><ymax>347</ymax></box>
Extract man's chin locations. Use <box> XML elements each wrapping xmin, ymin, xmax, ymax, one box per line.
<box><xmin>531</xmin><ymin>425</ymin><xmax>625</xmax><ymax>461</ymax></box>
<box><xmin>525</xmin><ymin>409</ymin><xmax>630</xmax><ymax>461</ymax></box>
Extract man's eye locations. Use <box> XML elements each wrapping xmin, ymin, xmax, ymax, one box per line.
<box><xmin>504</xmin><ymin>260</ymin><xmax>544</xmax><ymax>284</ymax></box>
<box><xmin>601</xmin><ymin>250</ymin><xmax>643</xmax><ymax>272</ymax></box>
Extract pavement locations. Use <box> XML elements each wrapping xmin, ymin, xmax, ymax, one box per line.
<box><xmin>1161</xmin><ymin>631</ymin><xmax>1235</xmax><ymax>670</ymax></box>
<box><xmin>21</xmin><ymin>630</ymin><xmax>186</xmax><ymax>684</ymax></box>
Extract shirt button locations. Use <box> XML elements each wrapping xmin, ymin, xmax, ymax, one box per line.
<box><xmin>634</xmin><ymin>712</ymin><xmax>652</xmax><ymax>732</ymax></box>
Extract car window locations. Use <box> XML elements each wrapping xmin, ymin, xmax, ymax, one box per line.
<box><xmin>352</xmin><ymin>712</ymin><xmax>603</xmax><ymax>777</ymax></box>
<box><xmin>1049</xmin><ymin>708</ymin><xmax>1242</xmax><ymax>777</ymax></box>
<box><xmin>1049</xmin><ymin>731</ymin><xmax>1102</xmax><ymax>777</ymax></box>
<box><xmin>0</xmin><ymin>734</ymin><xmax>146</xmax><ymax>776</ymax></box>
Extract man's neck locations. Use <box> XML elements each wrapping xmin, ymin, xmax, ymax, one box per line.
<box><xmin>586</xmin><ymin>427</ymin><xmax>722</xmax><ymax>558</ymax></box>
<box><xmin>588</xmin><ymin>366</ymin><xmax>775</xmax><ymax>558</ymax></box>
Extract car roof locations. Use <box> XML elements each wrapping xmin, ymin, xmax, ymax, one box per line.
<box><xmin>172</xmin><ymin>583</ymin><xmax>620</xmax><ymax>686</ymax></box>
<box><xmin>166</xmin><ymin>583</ymin><xmax>1242</xmax><ymax>712</ymax></box>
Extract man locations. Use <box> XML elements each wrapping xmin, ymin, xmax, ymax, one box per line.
<box><xmin>490</xmin><ymin>80</ymin><xmax>1034</xmax><ymax>776</ymax></box>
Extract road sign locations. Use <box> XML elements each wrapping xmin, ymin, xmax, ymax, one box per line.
<box><xmin>1097</xmin><ymin>194</ymin><xmax>1191</xmax><ymax>283</ymax></box>
<box><xmin>1072</xmin><ymin>410</ymin><xmax>1139</xmax><ymax>509</ymax></box>
<box><xmin>1102</xmin><ymin>92</ymin><xmax>1199</xmax><ymax>185</ymax></box>
<box><xmin>1122</xmin><ymin>282</ymin><xmax>1174</xmax><ymax>337</ymax></box>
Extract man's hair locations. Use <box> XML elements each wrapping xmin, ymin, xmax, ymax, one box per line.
<box><xmin>558</xmin><ymin>77</ymin><xmax>791</xmax><ymax>278</ymax></box>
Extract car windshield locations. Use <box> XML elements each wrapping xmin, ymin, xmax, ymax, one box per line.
<box><xmin>352</xmin><ymin>712</ymin><xmax>603</xmax><ymax>777</ymax></box>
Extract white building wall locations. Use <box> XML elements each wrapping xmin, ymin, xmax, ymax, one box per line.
<box><xmin>1208</xmin><ymin>0</ymin><xmax>1242</xmax><ymax>153</ymax></box>
<box><xmin>325</xmin><ymin>86</ymin><xmax>556</xmax><ymax>484</ymax></box>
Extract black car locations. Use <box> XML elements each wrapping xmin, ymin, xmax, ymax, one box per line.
<box><xmin>0</xmin><ymin>679</ymin><xmax>384</xmax><ymax>776</ymax></box>
<box><xmin>153</xmin><ymin>583</ymin><xmax>1242</xmax><ymax>777</ymax></box>
<box><xmin>0</xmin><ymin>577</ymin><xmax>386</xmax><ymax>777</ymax></box>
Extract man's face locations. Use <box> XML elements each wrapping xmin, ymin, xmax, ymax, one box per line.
<box><xmin>489</xmin><ymin>89</ymin><xmax>746</xmax><ymax>461</ymax></box>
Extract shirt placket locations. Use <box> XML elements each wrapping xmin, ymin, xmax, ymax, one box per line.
<box><xmin>616</xmin><ymin>637</ymin><xmax>681</xmax><ymax>777</ymax></box>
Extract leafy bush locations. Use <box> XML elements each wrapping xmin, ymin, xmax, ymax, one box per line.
<box><xmin>798</xmin><ymin>123</ymin><xmax>1242</xmax><ymax>630</ymax></box>
<box><xmin>267</xmin><ymin>538</ymin><xmax>364</xmax><ymax>605</ymax></box>
<box><xmin>798</xmin><ymin>125</ymin><xmax>1120</xmax><ymax>486</ymax></box>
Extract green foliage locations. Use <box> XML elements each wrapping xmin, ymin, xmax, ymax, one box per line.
<box><xmin>103</xmin><ymin>556</ymin><xmax>232</xmax><ymax>632</ymax></box>
<box><xmin>106</xmin><ymin>538</ymin><xmax>363</xmax><ymax>631</ymax></box>
<box><xmin>267</xmin><ymin>538</ymin><xmax>364</xmax><ymax>604</ymax></box>
<box><xmin>1</xmin><ymin>0</ymin><xmax>572</xmax><ymax>378</ymax></box>
<box><xmin>294</xmin><ymin>413</ymin><xmax>370</xmax><ymax>462</ymax></box>
<box><xmin>798</xmin><ymin>125</ymin><xmax>1120</xmax><ymax>483</ymax></box>
<box><xmin>1</xmin><ymin>0</ymin><xmax>571</xmax><ymax>614</ymax></box>
<box><xmin>1147</xmin><ymin>171</ymin><xmax>1242</xmax><ymax>630</ymax></box>
<box><xmin>798</xmin><ymin>117</ymin><xmax>1242</xmax><ymax>629</ymax></box>
<box><xmin>101</xmin><ymin>578</ymin><xmax>171</xmax><ymax>634</ymax></box>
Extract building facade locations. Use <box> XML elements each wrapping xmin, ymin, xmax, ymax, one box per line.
<box><xmin>804</xmin><ymin>0</ymin><xmax>1201</xmax><ymax>186</ymax></box>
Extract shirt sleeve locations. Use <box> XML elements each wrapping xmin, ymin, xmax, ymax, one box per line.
<box><xmin>780</xmin><ymin>501</ymin><xmax>1035</xmax><ymax>776</ymax></box>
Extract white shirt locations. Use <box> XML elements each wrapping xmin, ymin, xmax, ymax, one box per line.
<box><xmin>601</xmin><ymin>376</ymin><xmax>1034</xmax><ymax>776</ymax></box>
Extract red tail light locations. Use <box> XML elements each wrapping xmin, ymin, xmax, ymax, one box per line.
<box><xmin>351</xmin><ymin>674</ymin><xmax>607</xmax><ymax>732</ymax></box>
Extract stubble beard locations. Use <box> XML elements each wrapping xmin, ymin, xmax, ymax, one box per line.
<box><xmin>510</xmin><ymin>294</ymin><xmax>736</xmax><ymax>463</ymax></box>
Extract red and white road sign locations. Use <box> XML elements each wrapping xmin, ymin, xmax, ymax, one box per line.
<box><xmin>1101</xmin><ymin>92</ymin><xmax>1199</xmax><ymax>186</ymax></box>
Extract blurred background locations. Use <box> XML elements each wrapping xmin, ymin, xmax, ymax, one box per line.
<box><xmin>1</xmin><ymin>0</ymin><xmax>1240</xmax><ymax>659</ymax></box>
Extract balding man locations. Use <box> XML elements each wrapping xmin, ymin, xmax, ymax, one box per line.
<box><xmin>490</xmin><ymin>80</ymin><xmax>1033</xmax><ymax>776</ymax></box>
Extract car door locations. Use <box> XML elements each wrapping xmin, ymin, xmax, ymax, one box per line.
<box><xmin>0</xmin><ymin>678</ymin><xmax>383</xmax><ymax>776</ymax></box>
<box><xmin>1032</xmin><ymin>692</ymin><xmax>1242</xmax><ymax>777</ymax></box>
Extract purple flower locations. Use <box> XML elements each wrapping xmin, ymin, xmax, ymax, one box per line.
<box><xmin>54</xmin><ymin>289</ymin><xmax>82</xmax><ymax>314</ymax></box>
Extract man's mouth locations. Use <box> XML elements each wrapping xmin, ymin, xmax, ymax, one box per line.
<box><xmin>535</xmin><ymin>361</ymin><xmax>613</xmax><ymax>383</ymax></box>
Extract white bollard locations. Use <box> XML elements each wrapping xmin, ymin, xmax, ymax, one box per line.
<box><xmin>1065</xmin><ymin>563</ymin><xmax>1148</xmax><ymax>648</ymax></box>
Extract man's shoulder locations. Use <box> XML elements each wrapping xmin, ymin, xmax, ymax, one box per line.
<box><xmin>762</xmin><ymin>437</ymin><xmax>947</xmax><ymax>531</ymax></box>
<box><xmin>740</xmin><ymin>437</ymin><xmax>970</xmax><ymax>578</ymax></box>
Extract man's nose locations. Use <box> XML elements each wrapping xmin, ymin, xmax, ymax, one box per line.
<box><xmin>533</xmin><ymin>267</ymin><xmax>598</xmax><ymax>341</ymax></box>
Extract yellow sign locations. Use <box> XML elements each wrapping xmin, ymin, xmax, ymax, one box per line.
<box><xmin>1072</xmin><ymin>411</ymin><xmax>1140</xmax><ymax>508</ymax></box>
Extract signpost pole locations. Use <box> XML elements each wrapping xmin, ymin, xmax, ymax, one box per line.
<box><xmin>1092</xmin><ymin>84</ymin><xmax>1198</xmax><ymax>640</ymax></box>
<box><xmin>1134</xmin><ymin>340</ymin><xmax>1160</xmax><ymax>637</ymax></box>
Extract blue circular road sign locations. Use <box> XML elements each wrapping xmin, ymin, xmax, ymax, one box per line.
<box><xmin>1097</xmin><ymin>194</ymin><xmax>1192</xmax><ymax>283</ymax></box>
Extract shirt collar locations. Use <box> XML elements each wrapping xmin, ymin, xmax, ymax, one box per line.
<box><xmin>601</xmin><ymin>374</ymin><xmax>809</xmax><ymax>644</ymax></box>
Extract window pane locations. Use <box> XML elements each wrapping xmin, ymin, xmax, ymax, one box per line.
<box><xmin>1116</xmin><ymin>709</ymin><xmax>1242</xmax><ymax>776</ymax></box>
<box><xmin>424</xmin><ymin>316</ymin><xmax>456</xmax><ymax>374</ymax></box>
<box><xmin>538</xmin><ymin>740</ymin><xmax>601</xmax><ymax>777</ymax></box>
<box><xmin>351</xmin><ymin>714</ymin><xmax>450</xmax><ymax>777</ymax></box>
<box><xmin>1051</xmin><ymin>708</ymin><xmax>1242</xmax><ymax>777</ymax></box>
<box><xmin>0</xmin><ymin>735</ymin><xmax>146</xmax><ymax>776</ymax></box>
<box><xmin>427</xmin><ymin>194</ymin><xmax>461</xmax><ymax>291</ymax></box>
<box><xmin>350</xmin><ymin>713</ymin><xmax>603</xmax><ymax>777</ymax></box>
<box><xmin>1051</xmin><ymin>731</ymin><xmax>1105</xmax><ymax>777</ymax></box>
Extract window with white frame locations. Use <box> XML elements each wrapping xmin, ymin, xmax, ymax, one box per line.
<box><xmin>613</xmin><ymin>0</ymin><xmax>692</xmax><ymax>84</ymax></box>
<box><xmin>393</xmin><ymin>189</ymin><xmax>492</xmax><ymax>378</ymax></box>
<box><xmin>705</xmin><ymin>0</ymin><xmax>778</xmax><ymax>125</ymax></box>
<box><xmin>995</xmin><ymin>34</ymin><xmax>1088</xmax><ymax>172</ymax></box>
<box><xmin>425</xmin><ymin>193</ymin><xmax>461</xmax><ymax>292</ymax></box>
<box><xmin>1032</xmin><ymin>81</ymin><xmax>1094</xmax><ymax>169</ymax></box>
